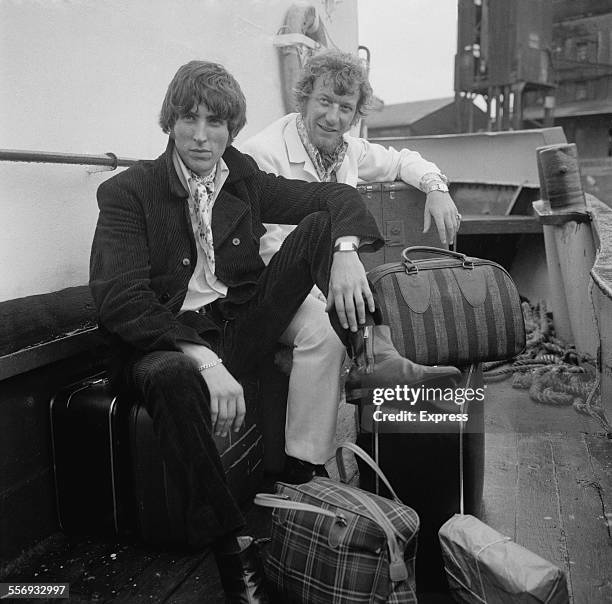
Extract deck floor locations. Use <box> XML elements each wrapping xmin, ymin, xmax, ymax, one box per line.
<box><xmin>3</xmin><ymin>380</ymin><xmax>612</xmax><ymax>603</ymax></box>
<box><xmin>482</xmin><ymin>380</ymin><xmax>612</xmax><ymax>604</ymax></box>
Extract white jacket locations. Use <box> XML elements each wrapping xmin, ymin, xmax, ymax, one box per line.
<box><xmin>239</xmin><ymin>113</ymin><xmax>440</xmax><ymax>264</ymax></box>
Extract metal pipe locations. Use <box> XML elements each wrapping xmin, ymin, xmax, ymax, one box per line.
<box><xmin>0</xmin><ymin>148</ymin><xmax>138</xmax><ymax>169</ymax></box>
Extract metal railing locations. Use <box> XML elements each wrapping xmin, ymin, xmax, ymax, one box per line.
<box><xmin>0</xmin><ymin>148</ymin><xmax>138</xmax><ymax>169</ymax></box>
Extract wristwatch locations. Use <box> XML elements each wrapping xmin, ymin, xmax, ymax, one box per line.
<box><xmin>333</xmin><ymin>241</ymin><xmax>359</xmax><ymax>253</ymax></box>
<box><xmin>420</xmin><ymin>172</ymin><xmax>449</xmax><ymax>194</ymax></box>
<box><xmin>425</xmin><ymin>181</ymin><xmax>449</xmax><ymax>194</ymax></box>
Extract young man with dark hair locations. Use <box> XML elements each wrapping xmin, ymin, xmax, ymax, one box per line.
<box><xmin>90</xmin><ymin>60</ymin><xmax>458</xmax><ymax>603</ymax></box>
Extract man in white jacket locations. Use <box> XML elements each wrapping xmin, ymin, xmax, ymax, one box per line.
<box><xmin>239</xmin><ymin>50</ymin><xmax>460</xmax><ymax>478</ymax></box>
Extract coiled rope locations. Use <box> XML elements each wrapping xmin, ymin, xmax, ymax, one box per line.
<box><xmin>483</xmin><ymin>301</ymin><xmax>610</xmax><ymax>434</ymax></box>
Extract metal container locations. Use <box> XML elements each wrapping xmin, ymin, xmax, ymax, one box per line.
<box><xmin>455</xmin><ymin>0</ymin><xmax>554</xmax><ymax>92</ymax></box>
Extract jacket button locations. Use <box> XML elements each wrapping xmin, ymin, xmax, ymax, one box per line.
<box><xmin>160</xmin><ymin>293</ymin><xmax>170</xmax><ymax>303</ymax></box>
<box><xmin>182</xmin><ymin>258</ymin><xmax>191</xmax><ymax>266</ymax></box>
<box><xmin>232</xmin><ymin>238</ymin><xmax>241</xmax><ymax>246</ymax></box>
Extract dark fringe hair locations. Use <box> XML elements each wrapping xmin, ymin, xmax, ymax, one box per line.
<box><xmin>159</xmin><ymin>61</ymin><xmax>247</xmax><ymax>142</ymax></box>
<box><xmin>294</xmin><ymin>50</ymin><xmax>373</xmax><ymax>123</ymax></box>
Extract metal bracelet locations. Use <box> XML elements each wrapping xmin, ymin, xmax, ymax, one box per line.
<box><xmin>197</xmin><ymin>358</ymin><xmax>223</xmax><ymax>372</ymax></box>
<box><xmin>419</xmin><ymin>172</ymin><xmax>449</xmax><ymax>192</ymax></box>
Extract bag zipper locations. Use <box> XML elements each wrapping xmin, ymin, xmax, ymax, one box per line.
<box><xmin>278</xmin><ymin>480</ymin><xmax>415</xmax><ymax>546</ymax></box>
<box><xmin>368</xmin><ymin>257</ymin><xmax>515</xmax><ymax>286</ymax></box>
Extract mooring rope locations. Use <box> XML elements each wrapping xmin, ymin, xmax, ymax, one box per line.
<box><xmin>483</xmin><ymin>301</ymin><xmax>610</xmax><ymax>434</ymax></box>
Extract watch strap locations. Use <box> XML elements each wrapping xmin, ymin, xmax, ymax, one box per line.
<box><xmin>333</xmin><ymin>242</ymin><xmax>359</xmax><ymax>253</ymax></box>
<box><xmin>424</xmin><ymin>181</ymin><xmax>449</xmax><ymax>194</ymax></box>
<box><xmin>420</xmin><ymin>172</ymin><xmax>449</xmax><ymax>194</ymax></box>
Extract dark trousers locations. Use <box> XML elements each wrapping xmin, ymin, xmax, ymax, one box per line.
<box><xmin>129</xmin><ymin>213</ymin><xmax>346</xmax><ymax>548</ymax></box>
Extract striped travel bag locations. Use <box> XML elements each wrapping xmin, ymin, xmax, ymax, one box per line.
<box><xmin>368</xmin><ymin>246</ymin><xmax>526</xmax><ymax>366</ymax></box>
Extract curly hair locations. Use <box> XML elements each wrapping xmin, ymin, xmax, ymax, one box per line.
<box><xmin>159</xmin><ymin>61</ymin><xmax>247</xmax><ymax>143</ymax></box>
<box><xmin>294</xmin><ymin>50</ymin><xmax>373</xmax><ymax>123</ymax></box>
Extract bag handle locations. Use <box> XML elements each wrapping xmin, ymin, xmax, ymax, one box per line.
<box><xmin>253</xmin><ymin>489</ymin><xmax>409</xmax><ymax>583</ymax></box>
<box><xmin>343</xmin><ymin>488</ymin><xmax>410</xmax><ymax>582</ymax></box>
<box><xmin>253</xmin><ymin>493</ymin><xmax>342</xmax><ymax>521</ymax></box>
<box><xmin>401</xmin><ymin>246</ymin><xmax>467</xmax><ymax>262</ymax></box>
<box><xmin>458</xmin><ymin>364</ymin><xmax>476</xmax><ymax>516</ymax></box>
<box><xmin>335</xmin><ymin>442</ymin><xmax>402</xmax><ymax>504</ymax></box>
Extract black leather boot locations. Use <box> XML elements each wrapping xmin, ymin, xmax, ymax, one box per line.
<box><xmin>214</xmin><ymin>536</ymin><xmax>270</xmax><ymax>604</ymax></box>
<box><xmin>280</xmin><ymin>456</ymin><xmax>329</xmax><ymax>484</ymax></box>
<box><xmin>346</xmin><ymin>324</ymin><xmax>461</xmax><ymax>399</ymax></box>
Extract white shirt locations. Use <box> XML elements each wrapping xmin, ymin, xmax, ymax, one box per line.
<box><xmin>174</xmin><ymin>148</ymin><xmax>229</xmax><ymax>311</ymax></box>
<box><xmin>239</xmin><ymin>112</ymin><xmax>441</xmax><ymax>265</ymax></box>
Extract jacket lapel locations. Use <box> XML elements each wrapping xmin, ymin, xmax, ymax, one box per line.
<box><xmin>285</xmin><ymin>115</ymin><xmax>319</xmax><ymax>180</ymax></box>
<box><xmin>162</xmin><ymin>138</ymin><xmax>190</xmax><ymax>199</ymax></box>
<box><xmin>335</xmin><ymin>143</ymin><xmax>351</xmax><ymax>184</ymax></box>
<box><xmin>211</xmin><ymin>146</ymin><xmax>256</xmax><ymax>248</ymax></box>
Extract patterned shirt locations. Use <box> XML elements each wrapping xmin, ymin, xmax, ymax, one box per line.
<box><xmin>296</xmin><ymin>114</ymin><xmax>348</xmax><ymax>182</ymax></box>
<box><xmin>173</xmin><ymin>148</ymin><xmax>229</xmax><ymax>311</ymax></box>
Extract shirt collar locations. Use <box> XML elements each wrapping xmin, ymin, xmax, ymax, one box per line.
<box><xmin>286</xmin><ymin>114</ymin><xmax>312</xmax><ymax>165</ymax></box>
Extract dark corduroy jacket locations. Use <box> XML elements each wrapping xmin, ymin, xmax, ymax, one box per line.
<box><xmin>89</xmin><ymin>138</ymin><xmax>383</xmax><ymax>354</ymax></box>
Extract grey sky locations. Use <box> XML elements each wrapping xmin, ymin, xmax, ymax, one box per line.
<box><xmin>358</xmin><ymin>0</ymin><xmax>458</xmax><ymax>104</ymax></box>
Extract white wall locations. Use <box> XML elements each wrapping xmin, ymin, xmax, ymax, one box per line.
<box><xmin>0</xmin><ymin>0</ymin><xmax>358</xmax><ymax>301</ymax></box>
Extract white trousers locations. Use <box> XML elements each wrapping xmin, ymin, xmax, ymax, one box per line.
<box><xmin>278</xmin><ymin>294</ymin><xmax>347</xmax><ymax>464</ymax></box>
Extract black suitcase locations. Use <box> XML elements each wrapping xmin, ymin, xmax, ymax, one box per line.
<box><xmin>355</xmin><ymin>364</ymin><xmax>485</xmax><ymax>594</ymax></box>
<box><xmin>50</xmin><ymin>373</ymin><xmax>264</xmax><ymax>544</ymax></box>
<box><xmin>50</xmin><ymin>375</ymin><xmax>134</xmax><ymax>536</ymax></box>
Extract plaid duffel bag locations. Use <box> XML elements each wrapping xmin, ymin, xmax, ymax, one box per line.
<box><xmin>368</xmin><ymin>246</ymin><xmax>526</xmax><ymax>366</ymax></box>
<box><xmin>254</xmin><ymin>443</ymin><xmax>419</xmax><ymax>603</ymax></box>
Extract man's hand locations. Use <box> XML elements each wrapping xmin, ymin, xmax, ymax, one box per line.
<box><xmin>177</xmin><ymin>342</ymin><xmax>245</xmax><ymax>437</ymax></box>
<box><xmin>325</xmin><ymin>251</ymin><xmax>375</xmax><ymax>332</ymax></box>
<box><xmin>200</xmin><ymin>364</ymin><xmax>246</xmax><ymax>438</ymax></box>
<box><xmin>423</xmin><ymin>191</ymin><xmax>461</xmax><ymax>245</ymax></box>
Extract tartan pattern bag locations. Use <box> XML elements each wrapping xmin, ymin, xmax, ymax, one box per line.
<box><xmin>254</xmin><ymin>443</ymin><xmax>419</xmax><ymax>603</ymax></box>
<box><xmin>368</xmin><ymin>246</ymin><xmax>526</xmax><ymax>366</ymax></box>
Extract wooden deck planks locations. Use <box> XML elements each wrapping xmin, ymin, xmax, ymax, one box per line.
<box><xmin>67</xmin><ymin>542</ymin><xmax>161</xmax><ymax>603</ymax></box>
<box><xmin>583</xmin><ymin>433</ymin><xmax>612</xmax><ymax>602</ymax></box>
<box><xmin>480</xmin><ymin>431</ymin><xmax>518</xmax><ymax>539</ymax></box>
<box><xmin>552</xmin><ymin>433</ymin><xmax>612</xmax><ymax>603</ymax></box>
<box><xmin>6</xmin><ymin>535</ymin><xmax>118</xmax><ymax>586</ymax></box>
<box><xmin>482</xmin><ymin>378</ymin><xmax>612</xmax><ymax>604</ymax></box>
<box><xmin>166</xmin><ymin>552</ymin><xmax>224</xmax><ymax>604</ymax></box>
<box><xmin>10</xmin><ymin>539</ymin><xmax>211</xmax><ymax>604</ymax></box>
<box><xmin>110</xmin><ymin>550</ymin><xmax>207</xmax><ymax>603</ymax></box>
<box><xmin>3</xmin><ymin>536</ymin><xmax>154</xmax><ymax>603</ymax></box>
<box><xmin>514</xmin><ymin>434</ymin><xmax>572</xmax><ymax>585</ymax></box>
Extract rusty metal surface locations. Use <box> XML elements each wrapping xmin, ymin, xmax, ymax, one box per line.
<box><xmin>532</xmin><ymin>199</ymin><xmax>591</xmax><ymax>225</ymax></box>
<box><xmin>459</xmin><ymin>215</ymin><xmax>542</xmax><ymax>234</ymax></box>
<box><xmin>450</xmin><ymin>182</ymin><xmax>540</xmax><ymax>216</ymax></box>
